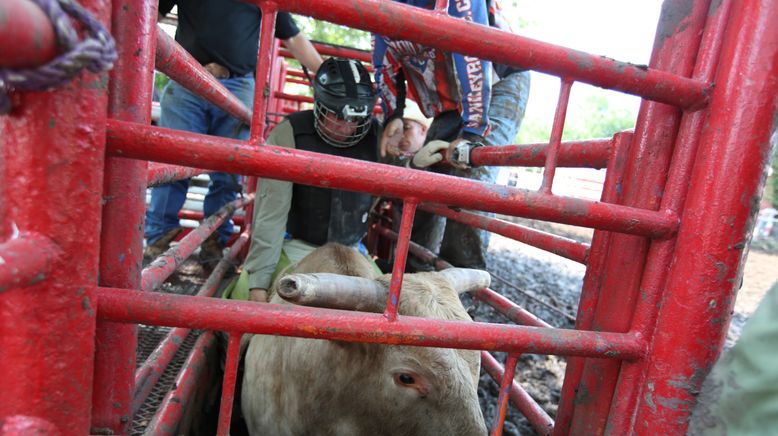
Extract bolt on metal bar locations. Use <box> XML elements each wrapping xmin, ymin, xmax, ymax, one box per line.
<box><xmin>540</xmin><ymin>79</ymin><xmax>573</xmax><ymax>194</ymax></box>
<box><xmin>0</xmin><ymin>232</ymin><xmax>61</xmax><ymax>292</ymax></box>
<box><xmin>385</xmin><ymin>199</ymin><xmax>418</xmax><ymax>322</ymax></box>
<box><xmin>273</xmin><ymin>0</ymin><xmax>710</xmax><ymax>109</ymax></box>
<box><xmin>106</xmin><ymin>121</ymin><xmax>680</xmax><ymax>239</ymax></box>
<box><xmin>420</xmin><ymin>204</ymin><xmax>589</xmax><ymax>264</ymax></box>
<box><xmin>491</xmin><ymin>354</ymin><xmax>520</xmax><ymax>436</ymax></box>
<box><xmin>470</xmin><ymin>139</ymin><xmax>611</xmax><ymax>169</ymax></box>
<box><xmin>147</xmin><ymin>163</ymin><xmax>208</xmax><ymax>187</ymax></box>
<box><xmin>141</xmin><ymin>195</ymin><xmax>253</xmax><ymax>292</ymax></box>
<box><xmin>155</xmin><ymin>29</ymin><xmax>252</xmax><ymax>125</ymax></box>
<box><xmin>481</xmin><ymin>352</ymin><xmax>554</xmax><ymax>435</ymax></box>
<box><xmin>217</xmin><ymin>332</ymin><xmax>243</xmax><ymax>436</ymax></box>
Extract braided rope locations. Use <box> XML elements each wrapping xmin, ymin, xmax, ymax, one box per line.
<box><xmin>0</xmin><ymin>0</ymin><xmax>117</xmax><ymax>113</ymax></box>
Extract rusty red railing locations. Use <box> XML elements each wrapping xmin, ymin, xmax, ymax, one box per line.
<box><xmin>2</xmin><ymin>0</ymin><xmax>777</xmax><ymax>435</ymax></box>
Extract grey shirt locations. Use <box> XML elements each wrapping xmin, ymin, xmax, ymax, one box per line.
<box><xmin>245</xmin><ymin>120</ymin><xmax>295</xmax><ymax>290</ymax></box>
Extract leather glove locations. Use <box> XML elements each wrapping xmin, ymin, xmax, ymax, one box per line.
<box><xmin>380</xmin><ymin>118</ymin><xmax>404</xmax><ymax>157</ymax></box>
<box><xmin>411</xmin><ymin>140</ymin><xmax>449</xmax><ymax>168</ymax></box>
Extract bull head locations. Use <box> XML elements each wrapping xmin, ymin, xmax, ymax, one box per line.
<box><xmin>277</xmin><ymin>268</ymin><xmax>491</xmax><ymax>312</ymax></box>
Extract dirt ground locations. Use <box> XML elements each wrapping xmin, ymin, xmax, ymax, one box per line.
<box><xmin>475</xmin><ymin>218</ymin><xmax>778</xmax><ymax>434</ymax></box>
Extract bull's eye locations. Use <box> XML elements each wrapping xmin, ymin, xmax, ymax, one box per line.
<box><xmin>397</xmin><ymin>373</ymin><xmax>415</xmax><ymax>385</ymax></box>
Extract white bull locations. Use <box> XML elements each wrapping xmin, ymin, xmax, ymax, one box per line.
<box><xmin>242</xmin><ymin>243</ymin><xmax>489</xmax><ymax>435</ymax></box>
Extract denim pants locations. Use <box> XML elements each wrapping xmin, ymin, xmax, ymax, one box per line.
<box><xmin>411</xmin><ymin>71</ymin><xmax>531</xmax><ymax>269</ymax></box>
<box><xmin>145</xmin><ymin>76</ymin><xmax>255</xmax><ymax>245</ymax></box>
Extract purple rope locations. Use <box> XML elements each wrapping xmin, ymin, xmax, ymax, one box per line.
<box><xmin>0</xmin><ymin>0</ymin><xmax>117</xmax><ymax>114</ymax></box>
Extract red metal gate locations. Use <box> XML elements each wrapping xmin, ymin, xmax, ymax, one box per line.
<box><xmin>1</xmin><ymin>0</ymin><xmax>777</xmax><ymax>434</ymax></box>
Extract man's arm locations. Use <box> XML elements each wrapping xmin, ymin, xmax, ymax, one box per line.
<box><xmin>448</xmin><ymin>0</ymin><xmax>492</xmax><ymax>140</ymax></box>
<box><xmin>373</xmin><ymin>35</ymin><xmax>407</xmax><ymax>157</ymax></box>
<box><xmin>244</xmin><ymin>120</ymin><xmax>295</xmax><ymax>302</ymax></box>
<box><xmin>282</xmin><ymin>33</ymin><xmax>323</xmax><ymax>74</ymax></box>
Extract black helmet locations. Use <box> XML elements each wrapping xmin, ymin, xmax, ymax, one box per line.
<box><xmin>313</xmin><ymin>58</ymin><xmax>377</xmax><ymax>147</ymax></box>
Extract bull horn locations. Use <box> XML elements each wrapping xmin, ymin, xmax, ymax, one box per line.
<box><xmin>277</xmin><ymin>273</ymin><xmax>388</xmax><ymax>313</ymax></box>
<box><xmin>438</xmin><ymin>268</ymin><xmax>491</xmax><ymax>294</ymax></box>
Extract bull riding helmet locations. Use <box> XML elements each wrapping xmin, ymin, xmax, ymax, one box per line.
<box><xmin>313</xmin><ymin>57</ymin><xmax>377</xmax><ymax>148</ymax></box>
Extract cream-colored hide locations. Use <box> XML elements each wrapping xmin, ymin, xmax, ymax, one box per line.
<box><xmin>242</xmin><ymin>243</ymin><xmax>488</xmax><ymax>436</ymax></box>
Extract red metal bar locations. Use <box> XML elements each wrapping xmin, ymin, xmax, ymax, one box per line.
<box><xmin>377</xmin><ymin>226</ymin><xmax>562</xmax><ymax>327</ymax></box>
<box><xmin>0</xmin><ymin>0</ymin><xmax>56</xmax><ymax>68</ymax></box>
<box><xmin>133</xmin><ymin>230</ymin><xmax>250</xmax><ymax>414</ymax></box>
<box><xmin>568</xmin><ymin>1</ymin><xmax>712</xmax><ymax>432</ymax></box>
<box><xmin>155</xmin><ymin>29</ymin><xmax>252</xmax><ymax>125</ymax></box>
<box><xmin>554</xmin><ymin>132</ymin><xmax>632</xmax><ymax>435</ymax></box>
<box><xmin>384</xmin><ymin>200</ymin><xmax>417</xmax><ymax>322</ymax></box>
<box><xmin>217</xmin><ymin>332</ymin><xmax>243</xmax><ymax>436</ymax></box>
<box><xmin>481</xmin><ymin>352</ymin><xmax>554</xmax><ymax>436</ymax></box>
<box><xmin>274</xmin><ymin>91</ymin><xmax>313</xmax><ymax>104</ymax></box>
<box><xmin>96</xmin><ymin>287</ymin><xmax>645</xmax><ymax>359</ymax></box>
<box><xmin>286</xmin><ymin>41</ymin><xmax>373</xmax><ymax>64</ymax></box>
<box><xmin>470</xmin><ymin>139</ymin><xmax>611</xmax><ymax>169</ymax></box>
<box><xmin>248</xmin><ymin>6</ymin><xmax>277</xmax><ymax>143</ymax></box>
<box><xmin>0</xmin><ymin>416</ymin><xmax>60</xmax><ymax>434</ymax></box>
<box><xmin>471</xmin><ymin>288</ymin><xmax>552</xmax><ymax>329</ymax></box>
<box><xmin>141</xmin><ymin>195</ymin><xmax>253</xmax><ymax>291</ymax></box>
<box><xmin>420</xmin><ymin>204</ymin><xmax>589</xmax><ymax>264</ymax></box>
<box><xmin>285</xmin><ymin>77</ymin><xmax>309</xmax><ymax>86</ymax></box>
<box><xmin>606</xmin><ymin>1</ymin><xmax>734</xmax><ymax>432</ymax></box>
<box><xmin>491</xmin><ymin>354</ymin><xmax>520</xmax><ymax>436</ymax></box>
<box><xmin>106</xmin><ymin>121</ymin><xmax>679</xmax><ymax>238</ymax></box>
<box><xmin>540</xmin><ymin>79</ymin><xmax>573</xmax><ymax>194</ymax></box>
<box><xmin>0</xmin><ymin>232</ymin><xmax>60</xmax><ymax>292</ymax></box>
<box><xmin>286</xmin><ymin>68</ymin><xmax>307</xmax><ymax>79</ymax></box>
<box><xmin>178</xmin><ymin>209</ymin><xmax>246</xmax><ymax>226</ymax></box>
<box><xmin>634</xmin><ymin>1</ymin><xmax>778</xmax><ymax>433</ymax></box>
<box><xmin>92</xmin><ymin>1</ymin><xmax>159</xmax><ymax>431</ymax></box>
<box><xmin>0</xmin><ymin>0</ymin><xmax>109</xmax><ymax>431</ymax></box>
<box><xmin>273</xmin><ymin>0</ymin><xmax>710</xmax><ymax>109</ymax></box>
<box><xmin>145</xmin><ymin>331</ymin><xmax>217</xmax><ymax>436</ymax></box>
<box><xmin>147</xmin><ymin>163</ymin><xmax>208</xmax><ymax>187</ymax></box>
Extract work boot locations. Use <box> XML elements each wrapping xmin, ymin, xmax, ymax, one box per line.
<box><xmin>199</xmin><ymin>234</ymin><xmax>225</xmax><ymax>271</ymax></box>
<box><xmin>143</xmin><ymin>227</ymin><xmax>183</xmax><ymax>261</ymax></box>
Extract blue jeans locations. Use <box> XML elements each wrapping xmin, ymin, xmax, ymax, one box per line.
<box><xmin>437</xmin><ymin>71</ymin><xmax>531</xmax><ymax>264</ymax></box>
<box><xmin>145</xmin><ymin>76</ymin><xmax>255</xmax><ymax>245</ymax></box>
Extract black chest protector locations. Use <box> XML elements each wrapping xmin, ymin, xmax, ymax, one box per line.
<box><xmin>286</xmin><ymin>110</ymin><xmax>378</xmax><ymax>247</ymax></box>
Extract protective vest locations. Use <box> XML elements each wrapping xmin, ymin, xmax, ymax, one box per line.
<box><xmin>286</xmin><ymin>110</ymin><xmax>378</xmax><ymax>247</ymax></box>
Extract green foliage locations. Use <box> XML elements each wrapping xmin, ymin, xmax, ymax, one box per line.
<box><xmin>153</xmin><ymin>72</ymin><xmax>170</xmax><ymax>100</ymax></box>
<box><xmin>293</xmin><ymin>15</ymin><xmax>371</xmax><ymax>50</ymax></box>
<box><xmin>769</xmin><ymin>143</ymin><xmax>778</xmax><ymax>208</ymax></box>
<box><xmin>516</xmin><ymin>93</ymin><xmax>636</xmax><ymax>144</ymax></box>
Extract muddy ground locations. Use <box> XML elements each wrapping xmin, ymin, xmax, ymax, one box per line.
<box><xmin>475</xmin><ymin>218</ymin><xmax>778</xmax><ymax>435</ymax></box>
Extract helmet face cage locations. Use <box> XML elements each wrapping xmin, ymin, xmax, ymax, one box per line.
<box><xmin>313</xmin><ymin>58</ymin><xmax>376</xmax><ymax>148</ymax></box>
<box><xmin>314</xmin><ymin>101</ymin><xmax>373</xmax><ymax>148</ymax></box>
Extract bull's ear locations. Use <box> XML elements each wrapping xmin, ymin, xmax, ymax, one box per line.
<box><xmin>277</xmin><ymin>273</ymin><xmax>389</xmax><ymax>313</ymax></box>
<box><xmin>437</xmin><ymin>268</ymin><xmax>491</xmax><ymax>294</ymax></box>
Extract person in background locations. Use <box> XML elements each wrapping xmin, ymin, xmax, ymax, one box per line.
<box><xmin>144</xmin><ymin>1</ymin><xmax>323</xmax><ymax>269</ymax></box>
<box><xmin>373</xmin><ymin>0</ymin><xmax>492</xmax><ymax>271</ymax></box>
<box><xmin>244</xmin><ymin>58</ymin><xmax>380</xmax><ymax>303</ymax></box>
